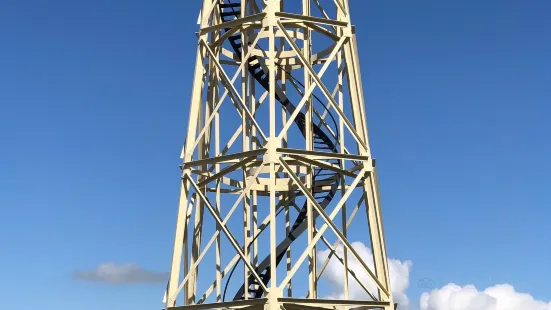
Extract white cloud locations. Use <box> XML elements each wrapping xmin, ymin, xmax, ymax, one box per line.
<box><xmin>420</xmin><ymin>283</ymin><xmax>551</xmax><ymax>310</ymax></box>
<box><xmin>315</xmin><ymin>241</ymin><xmax>549</xmax><ymax>310</ymax></box>
<box><xmin>73</xmin><ymin>263</ymin><xmax>168</xmax><ymax>284</ymax></box>
<box><xmin>317</xmin><ymin>241</ymin><xmax>413</xmax><ymax>310</ymax></box>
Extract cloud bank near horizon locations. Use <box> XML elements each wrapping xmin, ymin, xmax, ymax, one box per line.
<box><xmin>73</xmin><ymin>263</ymin><xmax>168</xmax><ymax>284</ymax></box>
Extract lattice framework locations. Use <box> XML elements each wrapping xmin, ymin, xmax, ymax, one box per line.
<box><xmin>165</xmin><ymin>1</ymin><xmax>395</xmax><ymax>310</ymax></box>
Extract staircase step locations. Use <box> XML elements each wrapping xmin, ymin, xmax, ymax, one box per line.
<box><xmin>221</xmin><ymin>11</ymin><xmax>241</xmax><ymax>18</ymax></box>
<box><xmin>220</xmin><ymin>3</ymin><xmax>240</xmax><ymax>8</ymax></box>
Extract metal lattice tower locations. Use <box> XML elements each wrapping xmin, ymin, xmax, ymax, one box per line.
<box><xmin>165</xmin><ymin>1</ymin><xmax>394</xmax><ymax>310</ymax></box>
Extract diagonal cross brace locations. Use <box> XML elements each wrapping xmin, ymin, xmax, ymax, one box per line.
<box><xmin>197</xmin><ymin>187</ymin><xmax>302</xmax><ymax>303</ymax></box>
<box><xmin>286</xmin><ymin>200</ymin><xmax>376</xmax><ymax>301</ymax></box>
<box><xmin>277</xmin><ymin>36</ymin><xmax>347</xmax><ymax>141</ymax></box>
<box><xmin>315</xmin><ymin>194</ymin><xmax>364</xmax><ymax>280</ymax></box>
<box><xmin>200</xmin><ymin>39</ymin><xmax>268</xmax><ymax>142</ymax></box>
<box><xmin>276</xmin><ymin>157</ymin><xmax>366</xmax><ymax>291</ymax></box>
<box><xmin>191</xmin><ymin>32</ymin><xmax>265</xmax><ymax>154</ymax></box>
<box><xmin>173</xmin><ymin>171</ymin><xmax>268</xmax><ymax>300</ymax></box>
<box><xmin>277</xmin><ymin>21</ymin><xmax>368</xmax><ymax>152</ymax></box>
<box><xmin>279</xmin><ymin>158</ymin><xmax>390</xmax><ymax>298</ymax></box>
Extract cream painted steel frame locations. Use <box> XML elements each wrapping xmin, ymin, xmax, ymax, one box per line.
<box><xmin>166</xmin><ymin>1</ymin><xmax>394</xmax><ymax>310</ymax></box>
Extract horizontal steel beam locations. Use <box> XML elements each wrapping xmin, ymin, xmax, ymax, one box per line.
<box><xmin>279</xmin><ymin>297</ymin><xmax>391</xmax><ymax>307</ymax></box>
<box><xmin>168</xmin><ymin>298</ymin><xmax>267</xmax><ymax>310</ymax></box>
<box><xmin>199</xmin><ymin>13</ymin><xmax>266</xmax><ymax>36</ymax></box>
<box><xmin>287</xmin><ymin>154</ymin><xmax>358</xmax><ymax>178</ymax></box>
<box><xmin>282</xmin><ymin>303</ymin><xmax>391</xmax><ymax>310</ymax></box>
<box><xmin>280</xmin><ymin>299</ymin><xmax>391</xmax><ymax>307</ymax></box>
<box><xmin>167</xmin><ymin>298</ymin><xmax>390</xmax><ymax>310</ymax></box>
<box><xmin>278</xmin><ymin>148</ymin><xmax>369</xmax><ymax>161</ymax></box>
<box><xmin>276</xmin><ymin>12</ymin><xmax>349</xmax><ymax>28</ymax></box>
<box><xmin>182</xmin><ymin>149</ymin><xmax>266</xmax><ymax>168</ymax></box>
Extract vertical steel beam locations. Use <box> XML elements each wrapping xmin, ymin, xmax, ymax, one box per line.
<box><xmin>167</xmin><ymin>0</ymin><xmax>212</xmax><ymax>306</ymax></box>
<box><xmin>336</xmin><ymin>5</ymin><xmax>349</xmax><ymax>303</ymax></box>
<box><xmin>302</xmin><ymin>0</ymin><xmax>317</xmax><ymax>300</ymax></box>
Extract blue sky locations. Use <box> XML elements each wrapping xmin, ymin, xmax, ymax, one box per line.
<box><xmin>1</xmin><ymin>0</ymin><xmax>550</xmax><ymax>309</ymax></box>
